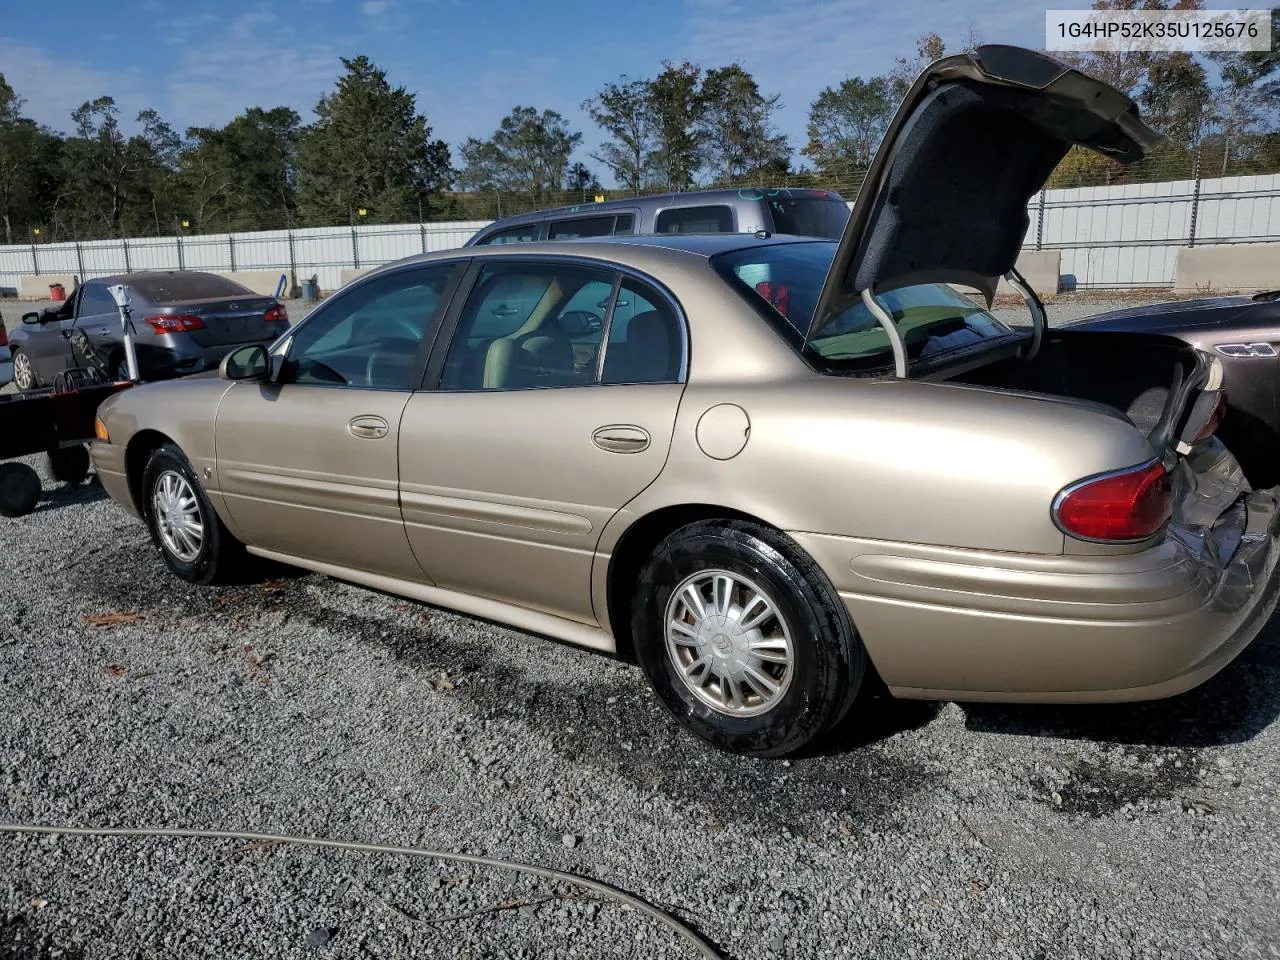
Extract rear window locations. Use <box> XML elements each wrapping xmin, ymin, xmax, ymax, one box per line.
<box><xmin>131</xmin><ymin>273</ymin><xmax>253</xmax><ymax>303</ymax></box>
<box><xmin>549</xmin><ymin>216</ymin><xmax>615</xmax><ymax>239</ymax></box>
<box><xmin>655</xmin><ymin>205</ymin><xmax>734</xmax><ymax>234</ymax></box>
<box><xmin>767</xmin><ymin>197</ymin><xmax>850</xmax><ymax>239</ymax></box>
<box><xmin>711</xmin><ymin>241</ymin><xmax>1016</xmax><ymax>374</ymax></box>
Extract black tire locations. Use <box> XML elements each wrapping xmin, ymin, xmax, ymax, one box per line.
<box><xmin>0</xmin><ymin>462</ymin><xmax>42</xmax><ymax>518</ymax></box>
<box><xmin>631</xmin><ymin>520</ymin><xmax>866</xmax><ymax>758</ymax></box>
<box><xmin>48</xmin><ymin>445</ymin><xmax>91</xmax><ymax>486</ymax></box>
<box><xmin>11</xmin><ymin>348</ymin><xmax>39</xmax><ymax>392</ymax></box>
<box><xmin>141</xmin><ymin>442</ymin><xmax>247</xmax><ymax>585</ymax></box>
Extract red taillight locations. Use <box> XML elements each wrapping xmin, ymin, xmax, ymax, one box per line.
<box><xmin>264</xmin><ymin>303</ymin><xmax>289</xmax><ymax>323</ymax></box>
<box><xmin>146</xmin><ymin>313</ymin><xmax>205</xmax><ymax>334</ymax></box>
<box><xmin>1193</xmin><ymin>391</ymin><xmax>1229</xmax><ymax>443</ymax></box>
<box><xmin>1053</xmin><ymin>460</ymin><xmax>1173</xmax><ymax>542</ymax></box>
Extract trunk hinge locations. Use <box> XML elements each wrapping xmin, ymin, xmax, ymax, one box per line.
<box><xmin>1003</xmin><ymin>267</ymin><xmax>1045</xmax><ymax>361</ymax></box>
<box><xmin>860</xmin><ymin>288</ymin><xmax>909</xmax><ymax>378</ymax></box>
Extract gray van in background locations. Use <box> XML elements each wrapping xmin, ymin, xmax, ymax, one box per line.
<box><xmin>464</xmin><ymin>187</ymin><xmax>850</xmax><ymax>246</ymax></box>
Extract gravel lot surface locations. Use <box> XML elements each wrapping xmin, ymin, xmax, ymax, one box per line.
<box><xmin>2</xmin><ymin>442</ymin><xmax>1280</xmax><ymax>960</ymax></box>
<box><xmin>3</xmin><ymin>288</ymin><xmax>1280</xmax><ymax>958</ymax></box>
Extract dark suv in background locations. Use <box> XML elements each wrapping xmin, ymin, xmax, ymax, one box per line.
<box><xmin>464</xmin><ymin>187</ymin><xmax>850</xmax><ymax>246</ymax></box>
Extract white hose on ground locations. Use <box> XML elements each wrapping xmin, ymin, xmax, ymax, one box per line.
<box><xmin>0</xmin><ymin>822</ymin><xmax>725</xmax><ymax>959</ymax></box>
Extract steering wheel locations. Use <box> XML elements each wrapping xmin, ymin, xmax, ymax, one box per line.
<box><xmin>365</xmin><ymin>336</ymin><xmax>423</xmax><ymax>386</ymax></box>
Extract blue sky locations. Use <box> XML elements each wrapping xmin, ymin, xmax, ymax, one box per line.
<box><xmin>0</xmin><ymin>0</ymin><xmax>1233</xmax><ymax>176</ymax></box>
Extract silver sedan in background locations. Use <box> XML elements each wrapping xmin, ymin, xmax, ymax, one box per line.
<box><xmin>7</xmin><ymin>271</ymin><xmax>289</xmax><ymax>390</ymax></box>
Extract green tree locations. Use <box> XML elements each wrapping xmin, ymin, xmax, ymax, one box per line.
<box><xmin>698</xmin><ymin>64</ymin><xmax>789</xmax><ymax>182</ymax></box>
<box><xmin>803</xmin><ymin>76</ymin><xmax>894</xmax><ymax>181</ymax></box>
<box><xmin>1141</xmin><ymin>52</ymin><xmax>1211</xmax><ymax>155</ymax></box>
<box><xmin>583</xmin><ymin>77</ymin><xmax>653</xmax><ymax>195</ymax></box>
<box><xmin>179</xmin><ymin>107</ymin><xmax>301</xmax><ymax>230</ymax></box>
<box><xmin>0</xmin><ymin>75</ymin><xmax>61</xmax><ymax>243</ymax></box>
<box><xmin>888</xmin><ymin>33</ymin><xmax>946</xmax><ymax>101</ymax></box>
<box><xmin>60</xmin><ymin>97</ymin><xmax>179</xmax><ymax>237</ymax></box>
<box><xmin>646</xmin><ymin>60</ymin><xmax>704</xmax><ymax>191</ymax></box>
<box><xmin>297</xmin><ymin>55</ymin><xmax>451</xmax><ymax>224</ymax></box>
<box><xmin>458</xmin><ymin>106</ymin><xmax>581</xmax><ymax>202</ymax></box>
<box><xmin>565</xmin><ymin>161</ymin><xmax>601</xmax><ymax>199</ymax></box>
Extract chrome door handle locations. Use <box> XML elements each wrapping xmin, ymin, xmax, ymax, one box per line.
<box><xmin>592</xmin><ymin>424</ymin><xmax>650</xmax><ymax>454</ymax></box>
<box><xmin>349</xmin><ymin>415</ymin><xmax>389</xmax><ymax>439</ymax></box>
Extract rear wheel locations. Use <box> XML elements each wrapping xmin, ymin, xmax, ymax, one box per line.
<box><xmin>11</xmin><ymin>349</ymin><xmax>38</xmax><ymax>392</ymax></box>
<box><xmin>141</xmin><ymin>443</ymin><xmax>247</xmax><ymax>584</ymax></box>
<box><xmin>0</xmin><ymin>462</ymin><xmax>41</xmax><ymax>518</ymax></box>
<box><xmin>631</xmin><ymin>520</ymin><xmax>865</xmax><ymax>757</ymax></box>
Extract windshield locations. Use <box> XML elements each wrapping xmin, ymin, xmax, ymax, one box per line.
<box><xmin>711</xmin><ymin>241</ymin><xmax>1018</xmax><ymax>374</ymax></box>
<box><xmin>766</xmin><ymin>196</ymin><xmax>849</xmax><ymax>239</ymax></box>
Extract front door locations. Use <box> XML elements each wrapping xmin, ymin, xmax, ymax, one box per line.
<box><xmin>399</xmin><ymin>260</ymin><xmax>687</xmax><ymax>624</ymax></box>
<box><xmin>26</xmin><ymin>287</ymin><xmax>80</xmax><ymax>382</ymax></box>
<box><xmin>214</xmin><ymin>262</ymin><xmax>463</xmax><ymax>579</ymax></box>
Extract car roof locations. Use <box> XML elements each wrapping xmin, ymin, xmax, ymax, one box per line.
<box><xmin>477</xmin><ymin>187</ymin><xmax>846</xmax><ymax>229</ymax></box>
<box><xmin>365</xmin><ymin>232</ymin><xmax>833</xmax><ymax>279</ymax></box>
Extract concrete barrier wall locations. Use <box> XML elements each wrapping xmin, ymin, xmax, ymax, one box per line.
<box><xmin>17</xmin><ymin>274</ymin><xmax>77</xmax><ymax>299</ymax></box>
<box><xmin>214</xmin><ymin>269</ymin><xmax>295</xmax><ymax>298</ymax></box>
<box><xmin>995</xmin><ymin>250</ymin><xmax>1061</xmax><ymax>297</ymax></box>
<box><xmin>1174</xmin><ymin>244</ymin><xmax>1280</xmax><ymax>292</ymax></box>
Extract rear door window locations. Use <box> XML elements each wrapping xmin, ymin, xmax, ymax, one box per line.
<box><xmin>613</xmin><ymin>213</ymin><xmax>635</xmax><ymax>235</ymax></box>
<box><xmin>655</xmin><ymin>205</ymin><xmax>734</xmax><ymax>234</ymax></box>
<box><xmin>548</xmin><ymin>216</ymin><xmax>615</xmax><ymax>239</ymax></box>
<box><xmin>475</xmin><ymin>224</ymin><xmax>541</xmax><ymax>245</ymax></box>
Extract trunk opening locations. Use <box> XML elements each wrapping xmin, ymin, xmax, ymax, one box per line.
<box><xmin>947</xmin><ymin>330</ymin><xmax>1205</xmax><ymax>446</ymax></box>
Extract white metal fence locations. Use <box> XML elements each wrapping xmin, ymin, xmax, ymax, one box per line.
<box><xmin>2</xmin><ymin>173</ymin><xmax>1280</xmax><ymax>295</ymax></box>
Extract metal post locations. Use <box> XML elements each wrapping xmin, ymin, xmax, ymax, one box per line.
<box><xmin>29</xmin><ymin>243</ymin><xmax>38</xmax><ymax>276</ymax></box>
<box><xmin>1036</xmin><ymin>190</ymin><xmax>1046</xmax><ymax>252</ymax></box>
<box><xmin>122</xmin><ymin>239</ymin><xmax>131</xmax><ymax>273</ymax></box>
<box><xmin>176</xmin><ymin>231</ymin><xmax>185</xmax><ymax>270</ymax></box>
<box><xmin>351</xmin><ymin>225</ymin><xmax>360</xmax><ymax>269</ymax></box>
<box><xmin>75</xmin><ymin>241</ymin><xmax>85</xmax><ymax>284</ymax></box>
<box><xmin>1188</xmin><ymin>154</ymin><xmax>1202</xmax><ymax>248</ymax></box>
<box><xmin>287</xmin><ymin>229</ymin><xmax>297</xmax><ymax>278</ymax></box>
<box><xmin>419</xmin><ymin>197</ymin><xmax>427</xmax><ymax>253</ymax></box>
<box><xmin>228</xmin><ymin>235</ymin><xmax>237</xmax><ymax>272</ymax></box>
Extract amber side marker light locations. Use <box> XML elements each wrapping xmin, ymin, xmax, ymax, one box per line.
<box><xmin>94</xmin><ymin>417</ymin><xmax>110</xmax><ymax>442</ymax></box>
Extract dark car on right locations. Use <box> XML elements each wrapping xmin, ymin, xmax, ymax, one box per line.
<box><xmin>1065</xmin><ymin>291</ymin><xmax>1280</xmax><ymax>487</ymax></box>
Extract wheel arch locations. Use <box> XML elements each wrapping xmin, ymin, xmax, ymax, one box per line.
<box><xmin>603</xmin><ymin>502</ymin><xmax>780</xmax><ymax>663</ymax></box>
<box><xmin>125</xmin><ymin>429</ymin><xmax>175</xmax><ymax>515</ymax></box>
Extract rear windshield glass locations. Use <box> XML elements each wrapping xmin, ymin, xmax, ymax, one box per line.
<box><xmin>711</xmin><ymin>241</ymin><xmax>1016</xmax><ymax>374</ymax></box>
<box><xmin>766</xmin><ymin>197</ymin><xmax>849</xmax><ymax>239</ymax></box>
<box><xmin>131</xmin><ymin>273</ymin><xmax>253</xmax><ymax>303</ymax></box>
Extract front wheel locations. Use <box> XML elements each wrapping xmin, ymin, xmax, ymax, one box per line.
<box><xmin>11</xmin><ymin>349</ymin><xmax>38</xmax><ymax>392</ymax></box>
<box><xmin>631</xmin><ymin>520</ymin><xmax>866</xmax><ymax>757</ymax></box>
<box><xmin>141</xmin><ymin>443</ymin><xmax>247</xmax><ymax>585</ymax></box>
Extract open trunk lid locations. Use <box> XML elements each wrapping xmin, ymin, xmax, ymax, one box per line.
<box><xmin>807</xmin><ymin>44</ymin><xmax>1162</xmax><ymax>354</ymax></box>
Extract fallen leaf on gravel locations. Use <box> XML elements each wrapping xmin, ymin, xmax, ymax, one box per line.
<box><xmin>705</xmin><ymin>822</ymin><xmax>725</xmax><ymax>832</ymax></box>
<box><xmin>424</xmin><ymin>803</ymin><xmax>440</xmax><ymax>815</ymax></box>
<box><xmin>430</xmin><ymin>672</ymin><xmax>455</xmax><ymax>692</ymax></box>
<box><xmin>260</xmin><ymin>579</ymin><xmax>289</xmax><ymax>595</ymax></box>
<box><xmin>83</xmin><ymin>612</ymin><xmax>146</xmax><ymax>627</ymax></box>
<box><xmin>419</xmin><ymin>612</ymin><xmax>433</xmax><ymax>626</ymax></box>
<box><xmin>27</xmin><ymin>898</ymin><xmax>46</xmax><ymax>910</ymax></box>
<box><xmin>103</xmin><ymin>665</ymin><xmax>127</xmax><ymax>677</ymax></box>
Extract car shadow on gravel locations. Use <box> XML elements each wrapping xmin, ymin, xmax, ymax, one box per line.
<box><xmin>960</xmin><ymin>610</ymin><xmax>1280</xmax><ymax>750</ymax></box>
<box><xmin>32</xmin><ymin>480</ymin><xmax>109</xmax><ymax>514</ymax></box>
<box><xmin>68</xmin><ymin>544</ymin><xmax>943</xmax><ymax>837</ymax></box>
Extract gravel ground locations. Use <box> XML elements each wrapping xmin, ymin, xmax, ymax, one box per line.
<box><xmin>2</xmin><ymin>445</ymin><xmax>1280</xmax><ymax>960</ymax></box>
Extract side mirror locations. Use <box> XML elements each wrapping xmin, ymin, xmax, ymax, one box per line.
<box><xmin>22</xmin><ymin>312</ymin><xmax>40</xmax><ymax>325</ymax></box>
<box><xmin>219</xmin><ymin>344</ymin><xmax>269</xmax><ymax>381</ymax></box>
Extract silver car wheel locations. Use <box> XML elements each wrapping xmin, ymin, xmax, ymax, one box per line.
<box><xmin>151</xmin><ymin>470</ymin><xmax>204</xmax><ymax>563</ymax></box>
<box><xmin>664</xmin><ymin>569</ymin><xmax>795</xmax><ymax>718</ymax></box>
<box><xmin>12</xmin><ymin>351</ymin><xmax>34</xmax><ymax>390</ymax></box>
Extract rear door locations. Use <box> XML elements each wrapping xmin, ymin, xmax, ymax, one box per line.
<box><xmin>213</xmin><ymin>261</ymin><xmax>465</xmax><ymax>579</ymax></box>
<box><xmin>398</xmin><ymin>258</ymin><xmax>687</xmax><ymax>625</ymax></box>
